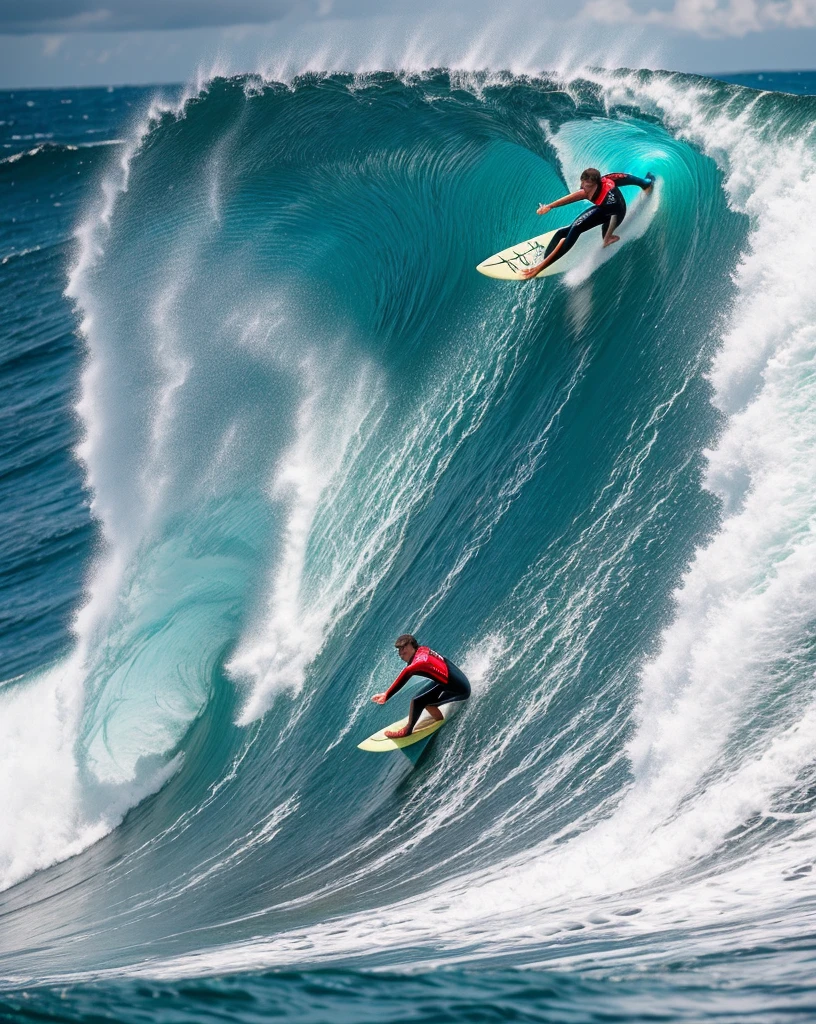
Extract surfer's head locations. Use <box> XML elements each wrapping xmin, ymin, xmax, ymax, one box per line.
<box><xmin>580</xmin><ymin>167</ymin><xmax>602</xmax><ymax>198</ymax></box>
<box><xmin>395</xmin><ymin>634</ymin><xmax>418</xmax><ymax>662</ymax></box>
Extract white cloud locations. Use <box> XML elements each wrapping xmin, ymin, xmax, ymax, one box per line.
<box><xmin>42</xmin><ymin>33</ymin><xmax>65</xmax><ymax>55</ymax></box>
<box><xmin>221</xmin><ymin>24</ymin><xmax>254</xmax><ymax>41</ymax></box>
<box><xmin>582</xmin><ymin>0</ymin><xmax>816</xmax><ymax>35</ymax></box>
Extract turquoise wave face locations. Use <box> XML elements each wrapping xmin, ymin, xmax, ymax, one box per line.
<box><xmin>2</xmin><ymin>69</ymin><xmax>816</xmax><ymax>1022</ymax></box>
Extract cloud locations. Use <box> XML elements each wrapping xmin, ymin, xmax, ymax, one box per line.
<box><xmin>582</xmin><ymin>0</ymin><xmax>816</xmax><ymax>36</ymax></box>
<box><xmin>0</xmin><ymin>0</ymin><xmax>313</xmax><ymax>34</ymax></box>
<box><xmin>41</xmin><ymin>33</ymin><xmax>65</xmax><ymax>55</ymax></box>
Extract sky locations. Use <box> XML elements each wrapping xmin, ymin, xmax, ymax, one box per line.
<box><xmin>0</xmin><ymin>0</ymin><xmax>815</xmax><ymax>88</ymax></box>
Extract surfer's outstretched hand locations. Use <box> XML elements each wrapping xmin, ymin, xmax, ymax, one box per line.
<box><xmin>372</xmin><ymin>692</ymin><xmax>387</xmax><ymax>704</ymax></box>
<box><xmin>537</xmin><ymin>203</ymin><xmax>552</xmax><ymax>215</ymax></box>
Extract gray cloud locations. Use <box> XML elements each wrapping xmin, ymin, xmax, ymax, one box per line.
<box><xmin>0</xmin><ymin>0</ymin><xmax>326</xmax><ymax>34</ymax></box>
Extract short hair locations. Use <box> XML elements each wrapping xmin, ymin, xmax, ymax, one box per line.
<box><xmin>394</xmin><ymin>633</ymin><xmax>418</xmax><ymax>650</ymax></box>
<box><xmin>580</xmin><ymin>167</ymin><xmax>602</xmax><ymax>184</ymax></box>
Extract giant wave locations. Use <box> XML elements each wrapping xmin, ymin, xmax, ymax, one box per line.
<box><xmin>2</xmin><ymin>66</ymin><xmax>816</xmax><ymax>1018</ymax></box>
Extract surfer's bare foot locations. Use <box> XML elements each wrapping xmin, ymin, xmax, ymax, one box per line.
<box><xmin>520</xmin><ymin>263</ymin><xmax>544</xmax><ymax>279</ymax></box>
<box><xmin>385</xmin><ymin>726</ymin><xmax>411</xmax><ymax>739</ymax></box>
<box><xmin>602</xmin><ymin>235</ymin><xmax>620</xmax><ymax>248</ymax></box>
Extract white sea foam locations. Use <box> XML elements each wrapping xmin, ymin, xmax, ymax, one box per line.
<box><xmin>0</xmin><ymin>657</ymin><xmax>181</xmax><ymax>892</ymax></box>
<box><xmin>229</xmin><ymin>356</ymin><xmax>381</xmax><ymax>722</ymax></box>
<box><xmin>0</xmin><ymin>82</ymin><xmax>214</xmax><ymax>891</ymax></box>
<box><xmin>244</xmin><ymin>6</ymin><xmax>661</xmax><ymax>89</ymax></box>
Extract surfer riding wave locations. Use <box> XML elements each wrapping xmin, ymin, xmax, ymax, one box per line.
<box><xmin>372</xmin><ymin>635</ymin><xmax>471</xmax><ymax>738</ymax></box>
<box><xmin>521</xmin><ymin>167</ymin><xmax>655</xmax><ymax>278</ymax></box>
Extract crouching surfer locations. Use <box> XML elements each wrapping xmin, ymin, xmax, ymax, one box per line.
<box><xmin>521</xmin><ymin>168</ymin><xmax>655</xmax><ymax>278</ymax></box>
<box><xmin>371</xmin><ymin>634</ymin><xmax>471</xmax><ymax>738</ymax></box>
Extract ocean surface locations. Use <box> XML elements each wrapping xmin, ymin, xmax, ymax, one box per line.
<box><xmin>2</xmin><ymin>67</ymin><xmax>816</xmax><ymax>1022</ymax></box>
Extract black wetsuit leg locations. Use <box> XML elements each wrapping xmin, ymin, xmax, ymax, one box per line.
<box><xmin>406</xmin><ymin>659</ymin><xmax>471</xmax><ymax>732</ymax></box>
<box><xmin>599</xmin><ymin>188</ymin><xmax>627</xmax><ymax>239</ymax></box>
<box><xmin>543</xmin><ymin>225</ymin><xmax>572</xmax><ymax>258</ymax></box>
<box><xmin>544</xmin><ymin>190</ymin><xmax>628</xmax><ymax>265</ymax></box>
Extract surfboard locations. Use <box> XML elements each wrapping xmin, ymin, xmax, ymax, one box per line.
<box><xmin>357</xmin><ymin>715</ymin><xmax>445</xmax><ymax>752</ymax></box>
<box><xmin>476</xmin><ymin>227</ymin><xmax>584</xmax><ymax>280</ymax></box>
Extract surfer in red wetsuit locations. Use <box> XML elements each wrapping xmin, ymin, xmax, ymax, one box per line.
<box><xmin>520</xmin><ymin>168</ymin><xmax>655</xmax><ymax>278</ymax></box>
<box><xmin>371</xmin><ymin>634</ymin><xmax>471</xmax><ymax>738</ymax></box>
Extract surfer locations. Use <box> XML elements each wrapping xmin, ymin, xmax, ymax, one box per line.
<box><xmin>520</xmin><ymin>168</ymin><xmax>655</xmax><ymax>278</ymax></box>
<box><xmin>371</xmin><ymin>634</ymin><xmax>471</xmax><ymax>738</ymax></box>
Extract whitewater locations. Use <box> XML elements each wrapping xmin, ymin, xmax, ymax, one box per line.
<box><xmin>2</xmin><ymin>58</ymin><xmax>816</xmax><ymax>1022</ymax></box>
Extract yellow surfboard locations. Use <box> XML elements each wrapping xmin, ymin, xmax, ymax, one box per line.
<box><xmin>476</xmin><ymin>227</ymin><xmax>584</xmax><ymax>280</ymax></box>
<box><xmin>357</xmin><ymin>716</ymin><xmax>445</xmax><ymax>752</ymax></box>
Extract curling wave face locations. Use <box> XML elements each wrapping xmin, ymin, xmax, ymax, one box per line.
<box><xmin>2</xmin><ymin>68</ymin><xmax>816</xmax><ymax>994</ymax></box>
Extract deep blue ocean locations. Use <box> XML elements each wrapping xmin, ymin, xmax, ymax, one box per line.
<box><xmin>2</xmin><ymin>66</ymin><xmax>816</xmax><ymax>1022</ymax></box>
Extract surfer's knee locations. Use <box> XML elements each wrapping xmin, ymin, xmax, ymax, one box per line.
<box><xmin>559</xmin><ymin>229</ymin><xmax>582</xmax><ymax>256</ymax></box>
<box><xmin>544</xmin><ymin>227</ymin><xmax>570</xmax><ymax>258</ymax></box>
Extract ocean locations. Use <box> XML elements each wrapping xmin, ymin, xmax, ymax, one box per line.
<box><xmin>1</xmin><ymin>66</ymin><xmax>816</xmax><ymax>1022</ymax></box>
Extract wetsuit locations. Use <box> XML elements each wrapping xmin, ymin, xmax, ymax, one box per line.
<box><xmin>543</xmin><ymin>172</ymin><xmax>654</xmax><ymax>263</ymax></box>
<box><xmin>384</xmin><ymin>646</ymin><xmax>471</xmax><ymax>732</ymax></box>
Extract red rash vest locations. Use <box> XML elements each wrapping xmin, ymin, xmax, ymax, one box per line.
<box><xmin>591</xmin><ymin>173</ymin><xmax>644</xmax><ymax>205</ymax></box>
<box><xmin>384</xmin><ymin>646</ymin><xmax>449</xmax><ymax>700</ymax></box>
<box><xmin>591</xmin><ymin>175</ymin><xmax>617</xmax><ymax>205</ymax></box>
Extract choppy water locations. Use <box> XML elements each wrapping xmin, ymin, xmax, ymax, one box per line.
<box><xmin>2</xmin><ymin>67</ymin><xmax>816</xmax><ymax>1022</ymax></box>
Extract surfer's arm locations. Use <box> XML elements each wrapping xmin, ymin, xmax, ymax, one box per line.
<box><xmin>372</xmin><ymin>665</ymin><xmax>417</xmax><ymax>704</ymax></box>
<box><xmin>537</xmin><ymin>190</ymin><xmax>585</xmax><ymax>215</ymax></box>
<box><xmin>606</xmin><ymin>172</ymin><xmax>655</xmax><ymax>191</ymax></box>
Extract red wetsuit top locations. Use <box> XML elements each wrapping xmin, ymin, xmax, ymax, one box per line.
<box><xmin>591</xmin><ymin>173</ymin><xmax>651</xmax><ymax>207</ymax></box>
<box><xmin>384</xmin><ymin>646</ymin><xmax>449</xmax><ymax>700</ymax></box>
<box><xmin>591</xmin><ymin>175</ymin><xmax>618</xmax><ymax>205</ymax></box>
